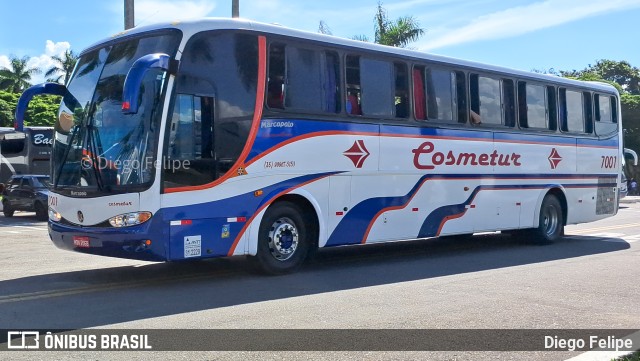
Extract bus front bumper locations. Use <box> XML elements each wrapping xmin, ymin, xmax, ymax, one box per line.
<box><xmin>48</xmin><ymin>219</ymin><xmax>167</xmax><ymax>262</ymax></box>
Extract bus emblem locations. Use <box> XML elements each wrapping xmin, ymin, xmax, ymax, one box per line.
<box><xmin>343</xmin><ymin>140</ymin><xmax>370</xmax><ymax>168</ymax></box>
<box><xmin>548</xmin><ymin>148</ymin><xmax>562</xmax><ymax>169</ymax></box>
<box><xmin>77</xmin><ymin>211</ymin><xmax>84</xmax><ymax>223</ymax></box>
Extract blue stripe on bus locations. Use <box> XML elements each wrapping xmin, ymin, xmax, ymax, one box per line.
<box><xmin>163</xmin><ymin>172</ymin><xmax>339</xmax><ymax>258</ymax></box>
<box><xmin>248</xmin><ymin>119</ymin><xmax>619</xmax><ymax>164</ymax></box>
<box><xmin>325</xmin><ymin>174</ymin><xmax>616</xmax><ymax>247</ymax></box>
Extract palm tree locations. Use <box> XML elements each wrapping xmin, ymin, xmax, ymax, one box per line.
<box><xmin>374</xmin><ymin>2</ymin><xmax>424</xmax><ymax>48</ymax></box>
<box><xmin>0</xmin><ymin>55</ymin><xmax>41</xmax><ymax>93</ymax></box>
<box><xmin>45</xmin><ymin>49</ymin><xmax>78</xmax><ymax>84</ymax></box>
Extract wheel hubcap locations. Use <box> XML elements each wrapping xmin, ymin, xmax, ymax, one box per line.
<box><xmin>543</xmin><ymin>205</ymin><xmax>559</xmax><ymax>237</ymax></box>
<box><xmin>268</xmin><ymin>217</ymin><xmax>299</xmax><ymax>261</ymax></box>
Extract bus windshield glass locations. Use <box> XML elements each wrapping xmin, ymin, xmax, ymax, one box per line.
<box><xmin>52</xmin><ymin>30</ymin><xmax>181</xmax><ymax>193</ymax></box>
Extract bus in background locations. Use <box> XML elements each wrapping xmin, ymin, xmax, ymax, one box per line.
<box><xmin>16</xmin><ymin>19</ymin><xmax>622</xmax><ymax>274</ymax></box>
<box><xmin>0</xmin><ymin>127</ymin><xmax>53</xmax><ymax>183</ymax></box>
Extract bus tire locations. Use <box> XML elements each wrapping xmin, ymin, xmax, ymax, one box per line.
<box><xmin>531</xmin><ymin>194</ymin><xmax>564</xmax><ymax>244</ymax></box>
<box><xmin>35</xmin><ymin>202</ymin><xmax>47</xmax><ymax>221</ymax></box>
<box><xmin>250</xmin><ymin>201</ymin><xmax>311</xmax><ymax>275</ymax></box>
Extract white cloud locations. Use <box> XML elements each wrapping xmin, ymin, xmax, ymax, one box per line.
<box><xmin>0</xmin><ymin>55</ymin><xmax>9</xmax><ymax>71</ymax></box>
<box><xmin>418</xmin><ymin>0</ymin><xmax>640</xmax><ymax>51</ymax></box>
<box><xmin>44</xmin><ymin>40</ymin><xmax>71</xmax><ymax>57</ymax></box>
<box><xmin>0</xmin><ymin>41</ymin><xmax>71</xmax><ymax>85</ymax></box>
<box><xmin>135</xmin><ymin>0</ymin><xmax>217</xmax><ymax>26</ymax></box>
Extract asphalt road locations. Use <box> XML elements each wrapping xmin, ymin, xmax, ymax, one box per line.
<box><xmin>0</xmin><ymin>202</ymin><xmax>639</xmax><ymax>360</ymax></box>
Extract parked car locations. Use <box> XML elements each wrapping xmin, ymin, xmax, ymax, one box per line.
<box><xmin>620</xmin><ymin>172</ymin><xmax>628</xmax><ymax>199</ymax></box>
<box><xmin>1</xmin><ymin>174</ymin><xmax>50</xmax><ymax>220</ymax></box>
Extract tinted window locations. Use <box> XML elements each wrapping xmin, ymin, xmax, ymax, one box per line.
<box><xmin>286</xmin><ymin>46</ymin><xmax>323</xmax><ymax>111</ymax></box>
<box><xmin>426</xmin><ymin>68</ymin><xmax>456</xmax><ymax>122</ymax></box>
<box><xmin>479</xmin><ymin>77</ymin><xmax>502</xmax><ymax>125</ymax></box>
<box><xmin>324</xmin><ymin>52</ymin><xmax>341</xmax><ymax>113</ymax></box>
<box><xmin>394</xmin><ymin>62</ymin><xmax>409</xmax><ymax>118</ymax></box>
<box><xmin>360</xmin><ymin>58</ymin><xmax>393</xmax><ymax>117</ymax></box>
<box><xmin>564</xmin><ymin>89</ymin><xmax>584</xmax><ymax>132</ymax></box>
<box><xmin>521</xmin><ymin>83</ymin><xmax>547</xmax><ymax>129</ymax></box>
<box><xmin>345</xmin><ymin>55</ymin><xmax>361</xmax><ymax>115</ymax></box>
<box><xmin>165</xmin><ymin>32</ymin><xmax>258</xmax><ymax>188</ymax></box>
<box><xmin>595</xmin><ymin>94</ymin><xmax>618</xmax><ymax>136</ymax></box>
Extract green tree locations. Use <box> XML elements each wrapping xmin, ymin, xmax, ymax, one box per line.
<box><xmin>373</xmin><ymin>1</ymin><xmax>424</xmax><ymax>47</ymax></box>
<box><xmin>23</xmin><ymin>95</ymin><xmax>61</xmax><ymax>126</ymax></box>
<box><xmin>0</xmin><ymin>55</ymin><xmax>41</xmax><ymax>93</ymax></box>
<box><xmin>560</xmin><ymin>60</ymin><xmax>640</xmax><ymax>95</ymax></box>
<box><xmin>0</xmin><ymin>90</ymin><xmax>59</xmax><ymax>127</ymax></box>
<box><xmin>0</xmin><ymin>90</ymin><xmax>19</xmax><ymax>126</ymax></box>
<box><xmin>555</xmin><ymin>60</ymin><xmax>640</xmax><ymax>178</ymax></box>
<box><xmin>45</xmin><ymin>49</ymin><xmax>78</xmax><ymax>84</ymax></box>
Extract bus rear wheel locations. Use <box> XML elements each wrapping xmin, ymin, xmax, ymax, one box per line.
<box><xmin>531</xmin><ymin>194</ymin><xmax>564</xmax><ymax>244</ymax></box>
<box><xmin>250</xmin><ymin>201</ymin><xmax>311</xmax><ymax>275</ymax></box>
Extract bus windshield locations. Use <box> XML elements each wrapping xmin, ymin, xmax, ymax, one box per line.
<box><xmin>52</xmin><ymin>30</ymin><xmax>181</xmax><ymax>193</ymax></box>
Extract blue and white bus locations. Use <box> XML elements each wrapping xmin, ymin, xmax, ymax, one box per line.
<box><xmin>16</xmin><ymin>19</ymin><xmax>622</xmax><ymax>273</ymax></box>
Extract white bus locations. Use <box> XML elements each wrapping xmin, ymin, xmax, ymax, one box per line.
<box><xmin>16</xmin><ymin>19</ymin><xmax>622</xmax><ymax>273</ymax></box>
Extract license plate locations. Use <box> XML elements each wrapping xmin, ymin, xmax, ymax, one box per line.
<box><xmin>73</xmin><ymin>236</ymin><xmax>90</xmax><ymax>248</ymax></box>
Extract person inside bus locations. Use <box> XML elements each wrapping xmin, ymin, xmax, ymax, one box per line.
<box><xmin>267</xmin><ymin>77</ymin><xmax>284</xmax><ymax>109</ymax></box>
<box><xmin>346</xmin><ymin>90</ymin><xmax>361</xmax><ymax>115</ymax></box>
<box><xmin>470</xmin><ymin>110</ymin><xmax>482</xmax><ymax>124</ymax></box>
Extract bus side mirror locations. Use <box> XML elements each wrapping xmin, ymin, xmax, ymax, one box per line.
<box><xmin>15</xmin><ymin>83</ymin><xmax>67</xmax><ymax>132</ymax></box>
<box><xmin>122</xmin><ymin>53</ymin><xmax>176</xmax><ymax>115</ymax></box>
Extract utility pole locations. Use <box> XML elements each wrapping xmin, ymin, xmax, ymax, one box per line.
<box><xmin>125</xmin><ymin>0</ymin><xmax>135</xmax><ymax>29</ymax></box>
<box><xmin>232</xmin><ymin>0</ymin><xmax>239</xmax><ymax>18</ymax></box>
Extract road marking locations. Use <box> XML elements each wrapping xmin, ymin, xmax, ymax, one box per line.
<box><xmin>0</xmin><ymin>270</ymin><xmax>236</xmax><ymax>304</ymax></box>
<box><xmin>567</xmin><ymin>222</ymin><xmax>640</xmax><ymax>235</ymax></box>
<box><xmin>12</xmin><ymin>225</ymin><xmax>47</xmax><ymax>230</ymax></box>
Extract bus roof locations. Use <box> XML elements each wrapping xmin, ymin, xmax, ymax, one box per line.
<box><xmin>93</xmin><ymin>18</ymin><xmax>618</xmax><ymax>95</ymax></box>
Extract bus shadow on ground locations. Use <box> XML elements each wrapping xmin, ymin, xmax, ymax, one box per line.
<box><xmin>0</xmin><ymin>233</ymin><xmax>629</xmax><ymax>329</ymax></box>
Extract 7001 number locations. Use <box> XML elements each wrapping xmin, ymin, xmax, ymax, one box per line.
<box><xmin>601</xmin><ymin>156</ymin><xmax>617</xmax><ymax>169</ymax></box>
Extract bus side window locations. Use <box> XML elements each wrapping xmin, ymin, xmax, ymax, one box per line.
<box><xmin>394</xmin><ymin>62</ymin><xmax>409</xmax><ymax>119</ymax></box>
<box><xmin>360</xmin><ymin>57</ymin><xmax>393</xmax><ymax>117</ymax></box>
<box><xmin>470</xmin><ymin>74</ymin><xmax>502</xmax><ymax>126</ymax></box>
<box><xmin>518</xmin><ymin>81</ymin><xmax>548</xmax><ymax>129</ymax></box>
<box><xmin>413</xmin><ymin>66</ymin><xmax>426</xmax><ymax>121</ymax></box>
<box><xmin>323</xmin><ymin>51</ymin><xmax>341</xmax><ymax>113</ymax></box>
<box><xmin>502</xmin><ymin>79</ymin><xmax>515</xmax><ymax>127</ymax></box>
<box><xmin>345</xmin><ymin>54</ymin><xmax>362</xmax><ymax>115</ymax></box>
<box><xmin>546</xmin><ymin>86</ymin><xmax>557</xmax><ymax>131</ymax></box>
<box><xmin>562</xmin><ymin>89</ymin><xmax>585</xmax><ymax>133</ymax></box>
<box><xmin>594</xmin><ymin>93</ymin><xmax>617</xmax><ymax>136</ymax></box>
<box><xmin>583</xmin><ymin>91</ymin><xmax>593</xmax><ymax>134</ymax></box>
<box><xmin>267</xmin><ymin>43</ymin><xmax>285</xmax><ymax>109</ymax></box>
<box><xmin>425</xmin><ymin>68</ymin><xmax>457</xmax><ymax>123</ymax></box>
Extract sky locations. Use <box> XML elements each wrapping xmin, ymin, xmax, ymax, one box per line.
<box><xmin>1</xmin><ymin>0</ymin><xmax>639</xmax><ymax>85</ymax></box>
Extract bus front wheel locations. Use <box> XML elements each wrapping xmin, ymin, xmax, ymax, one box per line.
<box><xmin>531</xmin><ymin>194</ymin><xmax>564</xmax><ymax>244</ymax></box>
<box><xmin>250</xmin><ymin>201</ymin><xmax>311</xmax><ymax>275</ymax></box>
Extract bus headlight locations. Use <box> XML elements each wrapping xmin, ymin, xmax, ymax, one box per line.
<box><xmin>108</xmin><ymin>212</ymin><xmax>152</xmax><ymax>227</ymax></box>
<box><xmin>49</xmin><ymin>207</ymin><xmax>62</xmax><ymax>222</ymax></box>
